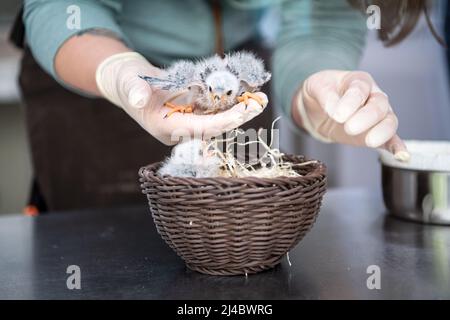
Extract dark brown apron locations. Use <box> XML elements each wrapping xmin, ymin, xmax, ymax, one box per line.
<box><xmin>11</xmin><ymin>8</ymin><xmax>273</xmax><ymax>213</ymax></box>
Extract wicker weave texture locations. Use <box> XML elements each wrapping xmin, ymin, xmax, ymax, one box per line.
<box><xmin>139</xmin><ymin>155</ymin><xmax>327</xmax><ymax>276</ymax></box>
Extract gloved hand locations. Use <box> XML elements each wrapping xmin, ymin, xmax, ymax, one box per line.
<box><xmin>95</xmin><ymin>52</ymin><xmax>267</xmax><ymax>145</ymax></box>
<box><xmin>294</xmin><ymin>70</ymin><xmax>410</xmax><ymax>161</ymax></box>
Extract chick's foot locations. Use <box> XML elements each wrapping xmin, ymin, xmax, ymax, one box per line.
<box><xmin>163</xmin><ymin>102</ymin><xmax>194</xmax><ymax>118</ymax></box>
<box><xmin>237</xmin><ymin>92</ymin><xmax>264</xmax><ymax>109</ymax></box>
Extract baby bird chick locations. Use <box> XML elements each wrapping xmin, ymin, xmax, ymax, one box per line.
<box><xmin>158</xmin><ymin>139</ymin><xmax>223</xmax><ymax>178</ymax></box>
<box><xmin>139</xmin><ymin>51</ymin><xmax>271</xmax><ymax>117</ymax></box>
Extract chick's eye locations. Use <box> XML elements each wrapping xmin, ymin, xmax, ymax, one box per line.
<box><xmin>226</xmin><ymin>90</ymin><xmax>233</xmax><ymax>96</ymax></box>
<box><xmin>208</xmin><ymin>86</ymin><xmax>212</xmax><ymax>92</ymax></box>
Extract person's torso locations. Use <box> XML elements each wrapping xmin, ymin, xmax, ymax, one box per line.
<box><xmin>110</xmin><ymin>0</ymin><xmax>265</xmax><ymax>66</ymax></box>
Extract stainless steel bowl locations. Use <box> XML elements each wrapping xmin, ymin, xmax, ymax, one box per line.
<box><xmin>382</xmin><ymin>164</ymin><xmax>450</xmax><ymax>225</ymax></box>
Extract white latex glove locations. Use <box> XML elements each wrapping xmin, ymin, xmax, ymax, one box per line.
<box><xmin>295</xmin><ymin>70</ymin><xmax>410</xmax><ymax>161</ymax></box>
<box><xmin>95</xmin><ymin>52</ymin><xmax>268</xmax><ymax>145</ymax></box>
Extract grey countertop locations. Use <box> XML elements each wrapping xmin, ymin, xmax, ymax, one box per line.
<box><xmin>1</xmin><ymin>188</ymin><xmax>449</xmax><ymax>299</ymax></box>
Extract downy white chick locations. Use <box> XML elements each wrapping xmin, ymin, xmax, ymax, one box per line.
<box><xmin>139</xmin><ymin>51</ymin><xmax>271</xmax><ymax>117</ymax></box>
<box><xmin>158</xmin><ymin>139</ymin><xmax>223</xmax><ymax>178</ymax></box>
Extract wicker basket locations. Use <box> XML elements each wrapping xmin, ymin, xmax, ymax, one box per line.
<box><xmin>139</xmin><ymin>155</ymin><xmax>327</xmax><ymax>276</ymax></box>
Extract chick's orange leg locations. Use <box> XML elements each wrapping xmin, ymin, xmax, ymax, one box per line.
<box><xmin>237</xmin><ymin>92</ymin><xmax>264</xmax><ymax>109</ymax></box>
<box><xmin>163</xmin><ymin>102</ymin><xmax>193</xmax><ymax>118</ymax></box>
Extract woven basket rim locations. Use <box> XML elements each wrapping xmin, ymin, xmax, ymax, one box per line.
<box><xmin>139</xmin><ymin>153</ymin><xmax>327</xmax><ymax>276</ymax></box>
<box><xmin>139</xmin><ymin>154</ymin><xmax>326</xmax><ymax>185</ymax></box>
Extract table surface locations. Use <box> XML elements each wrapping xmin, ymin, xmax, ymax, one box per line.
<box><xmin>1</xmin><ymin>188</ymin><xmax>449</xmax><ymax>300</ymax></box>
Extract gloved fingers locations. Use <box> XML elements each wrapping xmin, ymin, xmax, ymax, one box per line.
<box><xmin>344</xmin><ymin>92</ymin><xmax>390</xmax><ymax>136</ymax></box>
<box><xmin>201</xmin><ymin>92</ymin><xmax>268</xmax><ymax>131</ymax></box>
<box><xmin>331</xmin><ymin>74</ymin><xmax>372</xmax><ymax>123</ymax></box>
<box><xmin>156</xmin><ymin>92</ymin><xmax>267</xmax><ymax>144</ymax></box>
<box><xmin>221</xmin><ymin>92</ymin><xmax>268</xmax><ymax>125</ymax></box>
<box><xmin>205</xmin><ymin>99</ymin><xmax>264</xmax><ymax>132</ymax></box>
<box><xmin>95</xmin><ymin>52</ymin><xmax>156</xmax><ymax>109</ymax></box>
<box><xmin>252</xmin><ymin>92</ymin><xmax>269</xmax><ymax>107</ymax></box>
<box><xmin>158</xmin><ymin>110</ymin><xmax>240</xmax><ymax>145</ymax></box>
<box><xmin>382</xmin><ymin>135</ymin><xmax>410</xmax><ymax>161</ymax></box>
<box><xmin>306</xmin><ymin>81</ymin><xmax>340</xmax><ymax>117</ymax></box>
<box><xmin>364</xmin><ymin>112</ymin><xmax>398</xmax><ymax>148</ymax></box>
<box><xmin>118</xmin><ymin>67</ymin><xmax>152</xmax><ymax>109</ymax></box>
<box><xmin>127</xmin><ymin>79</ymin><xmax>152</xmax><ymax>108</ymax></box>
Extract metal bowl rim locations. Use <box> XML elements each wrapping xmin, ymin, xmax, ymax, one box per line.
<box><xmin>379</xmin><ymin>159</ymin><xmax>450</xmax><ymax>175</ymax></box>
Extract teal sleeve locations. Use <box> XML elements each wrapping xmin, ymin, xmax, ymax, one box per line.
<box><xmin>273</xmin><ymin>0</ymin><xmax>367</xmax><ymax>120</ymax></box>
<box><xmin>23</xmin><ymin>0</ymin><xmax>129</xmax><ymax>81</ymax></box>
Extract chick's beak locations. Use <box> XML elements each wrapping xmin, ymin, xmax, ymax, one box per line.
<box><xmin>211</xmin><ymin>92</ymin><xmax>219</xmax><ymax>103</ymax></box>
<box><xmin>220</xmin><ymin>94</ymin><xmax>226</xmax><ymax>103</ymax></box>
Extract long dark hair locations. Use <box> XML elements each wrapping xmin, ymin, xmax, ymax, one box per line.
<box><xmin>348</xmin><ymin>0</ymin><xmax>446</xmax><ymax>47</ymax></box>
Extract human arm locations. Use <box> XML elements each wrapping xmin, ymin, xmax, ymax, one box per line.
<box><xmin>24</xmin><ymin>0</ymin><xmax>267</xmax><ymax>145</ymax></box>
<box><xmin>273</xmin><ymin>0</ymin><xmax>409</xmax><ymax>158</ymax></box>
